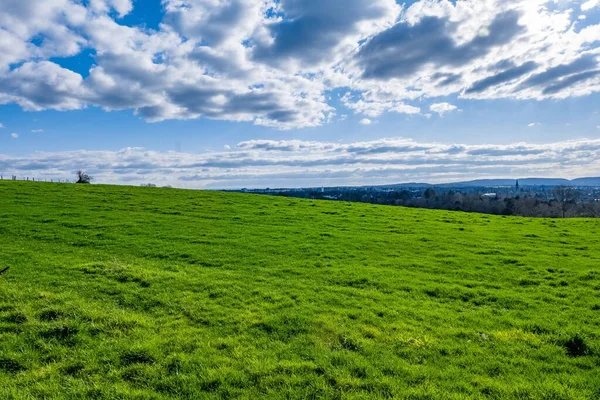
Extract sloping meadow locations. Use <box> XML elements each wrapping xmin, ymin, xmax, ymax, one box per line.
<box><xmin>0</xmin><ymin>182</ymin><xmax>599</xmax><ymax>399</ymax></box>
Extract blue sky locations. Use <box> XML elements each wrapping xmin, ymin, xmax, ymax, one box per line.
<box><xmin>1</xmin><ymin>0</ymin><xmax>600</xmax><ymax>188</ymax></box>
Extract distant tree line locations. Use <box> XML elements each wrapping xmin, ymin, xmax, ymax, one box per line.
<box><xmin>394</xmin><ymin>186</ymin><xmax>592</xmax><ymax>218</ymax></box>
<box><xmin>260</xmin><ymin>185</ymin><xmax>600</xmax><ymax>218</ymax></box>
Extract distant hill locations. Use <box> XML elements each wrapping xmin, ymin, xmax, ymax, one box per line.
<box><xmin>571</xmin><ymin>177</ymin><xmax>600</xmax><ymax>186</ymax></box>
<box><xmin>246</xmin><ymin>177</ymin><xmax>600</xmax><ymax>192</ymax></box>
<box><xmin>376</xmin><ymin>177</ymin><xmax>600</xmax><ymax>188</ymax></box>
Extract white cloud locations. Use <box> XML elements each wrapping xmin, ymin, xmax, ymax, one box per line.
<box><xmin>89</xmin><ymin>0</ymin><xmax>134</xmax><ymax>17</ymax></box>
<box><xmin>582</xmin><ymin>0</ymin><xmax>599</xmax><ymax>11</ymax></box>
<box><xmin>1</xmin><ymin>61</ymin><xmax>88</xmax><ymax>111</ymax></box>
<box><xmin>0</xmin><ymin>0</ymin><xmax>599</xmax><ymax>128</ymax></box>
<box><xmin>528</xmin><ymin>122</ymin><xmax>541</xmax><ymax>127</ymax></box>
<box><xmin>0</xmin><ymin>123</ymin><xmax>4</xmax><ymax>128</ymax></box>
<box><xmin>391</xmin><ymin>103</ymin><xmax>421</xmax><ymax>115</ymax></box>
<box><xmin>430</xmin><ymin>102</ymin><xmax>459</xmax><ymax>116</ymax></box>
<box><xmin>224</xmin><ymin>144</ymin><xmax>231</xmax><ymax>150</ymax></box>
<box><xmin>31</xmin><ymin>129</ymin><xmax>43</xmax><ymax>133</ymax></box>
<box><xmin>341</xmin><ymin>92</ymin><xmax>421</xmax><ymax>117</ymax></box>
<box><xmin>10</xmin><ymin>132</ymin><xmax>18</xmax><ymax>138</ymax></box>
<box><xmin>359</xmin><ymin>118</ymin><xmax>372</xmax><ymax>125</ymax></box>
<box><xmin>2</xmin><ymin>137</ymin><xmax>600</xmax><ymax>188</ymax></box>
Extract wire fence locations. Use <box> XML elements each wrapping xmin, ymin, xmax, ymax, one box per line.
<box><xmin>0</xmin><ymin>175</ymin><xmax>72</xmax><ymax>183</ymax></box>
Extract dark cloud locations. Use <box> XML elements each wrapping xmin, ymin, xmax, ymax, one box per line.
<box><xmin>164</xmin><ymin>86</ymin><xmax>224</xmax><ymax>114</ymax></box>
<box><xmin>252</xmin><ymin>0</ymin><xmax>395</xmax><ymax>66</ymax></box>
<box><xmin>432</xmin><ymin>73</ymin><xmax>462</xmax><ymax>87</ymax></box>
<box><xmin>518</xmin><ymin>55</ymin><xmax>598</xmax><ymax>90</ymax></box>
<box><xmin>161</xmin><ymin>86</ymin><xmax>313</xmax><ymax>126</ymax></box>
<box><xmin>465</xmin><ymin>61</ymin><xmax>537</xmax><ymax>94</ymax></box>
<box><xmin>357</xmin><ymin>11</ymin><xmax>523</xmax><ymax>80</ymax></box>
<box><xmin>542</xmin><ymin>70</ymin><xmax>600</xmax><ymax>95</ymax></box>
<box><xmin>226</xmin><ymin>92</ymin><xmax>285</xmax><ymax>115</ymax></box>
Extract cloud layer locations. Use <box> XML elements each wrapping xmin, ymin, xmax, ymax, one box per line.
<box><xmin>3</xmin><ymin>137</ymin><xmax>600</xmax><ymax>188</ymax></box>
<box><xmin>0</xmin><ymin>0</ymin><xmax>599</xmax><ymax>128</ymax></box>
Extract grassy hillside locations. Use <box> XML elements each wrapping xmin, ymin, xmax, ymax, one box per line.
<box><xmin>1</xmin><ymin>182</ymin><xmax>599</xmax><ymax>399</ymax></box>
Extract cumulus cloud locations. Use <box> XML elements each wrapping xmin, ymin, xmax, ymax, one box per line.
<box><xmin>342</xmin><ymin>0</ymin><xmax>600</xmax><ymax>112</ymax></box>
<box><xmin>359</xmin><ymin>118</ymin><xmax>372</xmax><ymax>125</ymax></box>
<box><xmin>2</xmin><ymin>137</ymin><xmax>600</xmax><ymax>188</ymax></box>
<box><xmin>430</xmin><ymin>102</ymin><xmax>459</xmax><ymax>116</ymax></box>
<box><xmin>251</xmin><ymin>0</ymin><xmax>400</xmax><ymax>69</ymax></box>
<box><xmin>0</xmin><ymin>0</ymin><xmax>599</xmax><ymax>128</ymax></box>
<box><xmin>355</xmin><ymin>10</ymin><xmax>523</xmax><ymax>80</ymax></box>
<box><xmin>10</xmin><ymin>133</ymin><xmax>18</xmax><ymax>138</ymax></box>
<box><xmin>1</xmin><ymin>61</ymin><xmax>88</xmax><ymax>111</ymax></box>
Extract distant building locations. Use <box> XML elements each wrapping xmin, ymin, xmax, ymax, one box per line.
<box><xmin>482</xmin><ymin>193</ymin><xmax>497</xmax><ymax>199</ymax></box>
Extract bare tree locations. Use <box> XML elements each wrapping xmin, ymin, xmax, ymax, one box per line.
<box><xmin>553</xmin><ymin>185</ymin><xmax>579</xmax><ymax>218</ymax></box>
<box><xmin>75</xmin><ymin>170</ymin><xmax>92</xmax><ymax>184</ymax></box>
<box><xmin>580</xmin><ymin>202</ymin><xmax>600</xmax><ymax>218</ymax></box>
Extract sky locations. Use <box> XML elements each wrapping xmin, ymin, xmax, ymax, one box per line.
<box><xmin>1</xmin><ymin>0</ymin><xmax>600</xmax><ymax>189</ymax></box>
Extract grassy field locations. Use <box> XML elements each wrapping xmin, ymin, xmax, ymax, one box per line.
<box><xmin>1</xmin><ymin>181</ymin><xmax>599</xmax><ymax>399</ymax></box>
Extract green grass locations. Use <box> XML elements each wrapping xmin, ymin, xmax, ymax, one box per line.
<box><xmin>1</xmin><ymin>181</ymin><xmax>600</xmax><ymax>399</ymax></box>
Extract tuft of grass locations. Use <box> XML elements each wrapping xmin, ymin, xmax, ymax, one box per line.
<box><xmin>1</xmin><ymin>312</ymin><xmax>27</xmax><ymax>324</ymax></box>
<box><xmin>560</xmin><ymin>333</ymin><xmax>590</xmax><ymax>357</ymax></box>
<box><xmin>121</xmin><ymin>349</ymin><xmax>156</xmax><ymax>366</ymax></box>
<box><xmin>0</xmin><ymin>358</ymin><xmax>26</xmax><ymax>373</ymax></box>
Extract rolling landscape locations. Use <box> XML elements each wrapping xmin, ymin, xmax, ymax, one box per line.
<box><xmin>1</xmin><ymin>181</ymin><xmax>599</xmax><ymax>399</ymax></box>
<box><xmin>3</xmin><ymin>0</ymin><xmax>600</xmax><ymax>398</ymax></box>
